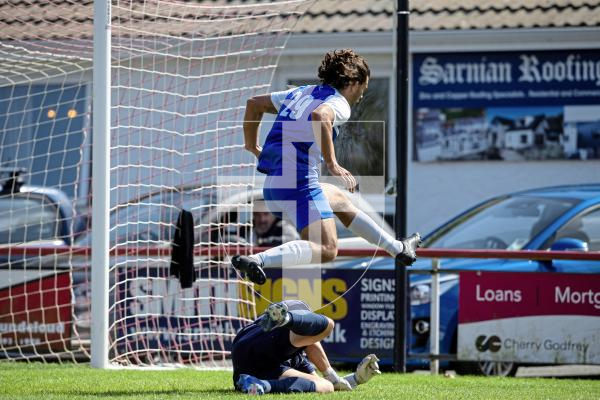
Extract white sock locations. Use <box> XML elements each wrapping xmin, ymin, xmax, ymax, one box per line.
<box><xmin>260</xmin><ymin>379</ymin><xmax>272</xmax><ymax>393</ymax></box>
<box><xmin>347</xmin><ymin>210</ymin><xmax>404</xmax><ymax>256</ymax></box>
<box><xmin>343</xmin><ymin>373</ymin><xmax>358</xmax><ymax>388</ymax></box>
<box><xmin>323</xmin><ymin>367</ymin><xmax>341</xmax><ymax>383</ymax></box>
<box><xmin>250</xmin><ymin>240</ymin><xmax>313</xmax><ymax>268</ymax></box>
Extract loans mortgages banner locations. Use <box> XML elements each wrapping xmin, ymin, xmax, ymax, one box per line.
<box><xmin>458</xmin><ymin>271</ymin><xmax>600</xmax><ymax>364</ymax></box>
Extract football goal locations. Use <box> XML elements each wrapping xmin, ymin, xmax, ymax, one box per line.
<box><xmin>0</xmin><ymin>0</ymin><xmax>312</xmax><ymax>368</ymax></box>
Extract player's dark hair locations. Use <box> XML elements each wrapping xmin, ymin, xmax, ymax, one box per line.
<box><xmin>317</xmin><ymin>49</ymin><xmax>370</xmax><ymax>90</ymax></box>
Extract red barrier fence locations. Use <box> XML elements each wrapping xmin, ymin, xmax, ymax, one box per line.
<box><xmin>1</xmin><ymin>245</ymin><xmax>600</xmax><ymax>261</ymax></box>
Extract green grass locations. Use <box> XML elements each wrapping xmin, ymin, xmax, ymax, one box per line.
<box><xmin>0</xmin><ymin>363</ymin><xmax>599</xmax><ymax>400</ymax></box>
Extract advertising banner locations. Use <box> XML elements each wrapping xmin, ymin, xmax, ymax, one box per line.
<box><xmin>413</xmin><ymin>50</ymin><xmax>600</xmax><ymax>161</ymax></box>
<box><xmin>253</xmin><ymin>267</ymin><xmax>396</xmax><ymax>363</ymax></box>
<box><xmin>116</xmin><ymin>264</ymin><xmax>396</xmax><ymax>364</ymax></box>
<box><xmin>0</xmin><ymin>272</ymin><xmax>72</xmax><ymax>352</ymax></box>
<box><xmin>115</xmin><ymin>264</ymin><xmax>249</xmax><ymax>357</ymax></box>
<box><xmin>458</xmin><ymin>271</ymin><xmax>600</xmax><ymax>364</ymax></box>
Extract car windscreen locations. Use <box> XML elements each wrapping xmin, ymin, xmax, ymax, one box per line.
<box><xmin>424</xmin><ymin>195</ymin><xmax>580</xmax><ymax>250</ymax></box>
<box><xmin>0</xmin><ymin>194</ymin><xmax>60</xmax><ymax>244</ymax></box>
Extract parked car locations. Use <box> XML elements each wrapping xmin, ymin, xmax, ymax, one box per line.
<box><xmin>359</xmin><ymin>184</ymin><xmax>600</xmax><ymax>376</ymax></box>
<box><xmin>0</xmin><ymin>169</ymin><xmax>79</xmax><ymax>249</ymax></box>
<box><xmin>0</xmin><ymin>168</ymin><xmax>85</xmax><ymax>276</ymax></box>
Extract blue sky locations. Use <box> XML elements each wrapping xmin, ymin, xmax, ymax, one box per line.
<box><xmin>486</xmin><ymin>106</ymin><xmax>563</xmax><ymax>123</ymax></box>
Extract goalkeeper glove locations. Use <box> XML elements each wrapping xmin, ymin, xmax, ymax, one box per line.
<box><xmin>355</xmin><ymin>354</ymin><xmax>381</xmax><ymax>384</ymax></box>
<box><xmin>344</xmin><ymin>354</ymin><xmax>382</xmax><ymax>388</ymax></box>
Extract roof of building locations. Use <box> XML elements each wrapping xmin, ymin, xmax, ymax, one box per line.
<box><xmin>297</xmin><ymin>0</ymin><xmax>600</xmax><ymax>32</ymax></box>
<box><xmin>0</xmin><ymin>0</ymin><xmax>598</xmax><ymax>42</ymax></box>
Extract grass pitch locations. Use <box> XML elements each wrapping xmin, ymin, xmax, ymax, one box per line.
<box><xmin>0</xmin><ymin>363</ymin><xmax>599</xmax><ymax>400</ymax></box>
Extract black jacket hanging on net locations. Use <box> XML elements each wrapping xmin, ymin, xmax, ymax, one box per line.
<box><xmin>170</xmin><ymin>209</ymin><xmax>196</xmax><ymax>289</ymax></box>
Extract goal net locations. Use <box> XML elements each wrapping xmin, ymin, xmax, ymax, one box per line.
<box><xmin>0</xmin><ymin>0</ymin><xmax>312</xmax><ymax>367</ymax></box>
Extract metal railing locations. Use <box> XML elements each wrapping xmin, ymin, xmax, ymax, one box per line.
<box><xmin>2</xmin><ymin>245</ymin><xmax>600</xmax><ymax>260</ymax></box>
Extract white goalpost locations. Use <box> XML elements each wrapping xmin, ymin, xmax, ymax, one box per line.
<box><xmin>92</xmin><ymin>0</ymin><xmax>111</xmax><ymax>369</ymax></box>
<box><xmin>0</xmin><ymin>0</ymin><xmax>313</xmax><ymax>368</ymax></box>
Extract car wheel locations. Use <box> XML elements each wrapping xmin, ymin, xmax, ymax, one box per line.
<box><xmin>455</xmin><ymin>360</ymin><xmax>518</xmax><ymax>377</ymax></box>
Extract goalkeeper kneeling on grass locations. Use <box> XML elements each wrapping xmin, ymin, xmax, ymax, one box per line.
<box><xmin>232</xmin><ymin>300</ymin><xmax>380</xmax><ymax>395</ymax></box>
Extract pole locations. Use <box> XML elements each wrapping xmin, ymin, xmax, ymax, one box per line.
<box><xmin>394</xmin><ymin>1</ymin><xmax>409</xmax><ymax>239</ymax></box>
<box><xmin>430</xmin><ymin>258</ymin><xmax>441</xmax><ymax>375</ymax></box>
<box><xmin>91</xmin><ymin>0</ymin><xmax>111</xmax><ymax>369</ymax></box>
<box><xmin>393</xmin><ymin>0</ymin><xmax>410</xmax><ymax>373</ymax></box>
<box><xmin>394</xmin><ymin>256</ymin><xmax>408</xmax><ymax>372</ymax></box>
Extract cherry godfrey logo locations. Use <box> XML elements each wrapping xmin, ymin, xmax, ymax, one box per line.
<box><xmin>475</xmin><ymin>335</ymin><xmax>502</xmax><ymax>352</ymax></box>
